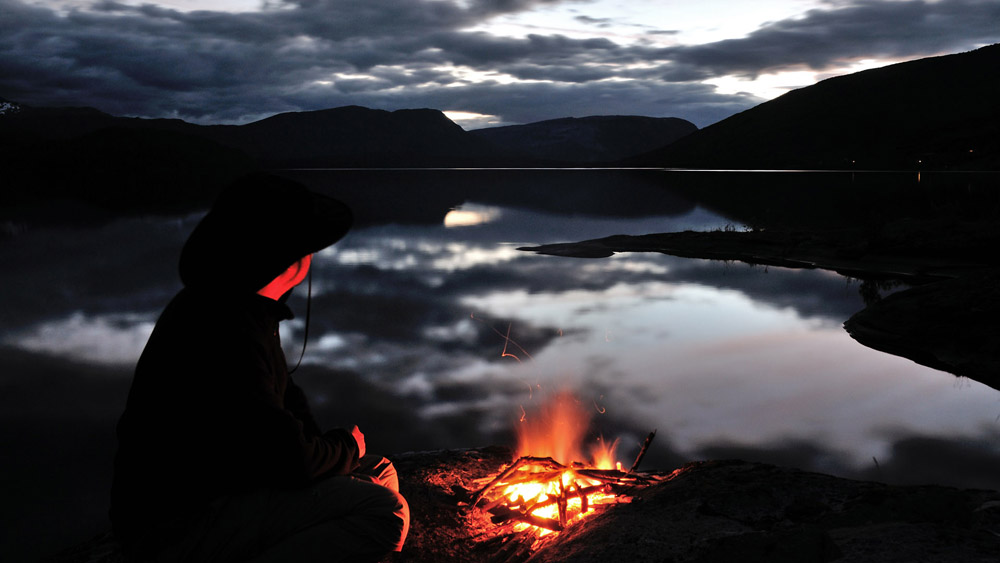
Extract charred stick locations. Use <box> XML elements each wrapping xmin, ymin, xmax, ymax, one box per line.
<box><xmin>489</xmin><ymin>505</ymin><xmax>516</xmax><ymax>524</ymax></box>
<box><xmin>577</xmin><ymin>481</ymin><xmax>589</xmax><ymax>513</ymax></box>
<box><xmin>522</xmin><ymin>494</ymin><xmax>544</xmax><ymax>513</ymax></box>
<box><xmin>479</xmin><ymin>474</ymin><xmax>561</xmax><ymax>505</ymax></box>
<box><xmin>504</xmin><ymin>491</ymin><xmax>543</xmax><ymax>512</ymax></box>
<box><xmin>526</xmin><ymin>484</ymin><xmax>606</xmax><ymax>511</ymax></box>
<box><xmin>514</xmin><ymin>512</ymin><xmax>564</xmax><ymax>532</ymax></box>
<box><xmin>493</xmin><ymin>506</ymin><xmax>564</xmax><ymax>532</ymax></box>
<box><xmin>475</xmin><ymin>456</ymin><xmax>554</xmax><ymax>498</ymax></box>
<box><xmin>629</xmin><ymin>430</ymin><xmax>657</xmax><ymax>473</ymax></box>
<box><xmin>575</xmin><ymin>483</ymin><xmax>609</xmax><ymax>497</ymax></box>
<box><xmin>574</xmin><ymin>468</ymin><xmax>631</xmax><ymax>481</ymax></box>
<box><xmin>482</xmin><ymin>494</ymin><xmax>515</xmax><ymax>512</ymax></box>
<box><xmin>490</xmin><ymin>537</ymin><xmax>533</xmax><ymax>563</ymax></box>
<box><xmin>556</xmin><ymin>493</ymin><xmax>567</xmax><ymax>528</ymax></box>
<box><xmin>573</xmin><ymin>469</ymin><xmax>653</xmax><ymax>487</ymax></box>
<box><xmin>567</xmin><ymin>481</ymin><xmax>589</xmax><ymax>516</ymax></box>
<box><xmin>473</xmin><ymin>457</ymin><xmax>531</xmax><ymax>503</ymax></box>
<box><xmin>497</xmin><ymin>470</ymin><xmax>566</xmax><ymax>487</ymax></box>
<box><xmin>516</xmin><ymin>456</ymin><xmax>566</xmax><ymax>470</ymax></box>
<box><xmin>473</xmin><ymin>456</ymin><xmax>570</xmax><ymax>503</ymax></box>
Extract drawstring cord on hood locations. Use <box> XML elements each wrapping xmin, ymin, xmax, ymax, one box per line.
<box><xmin>288</xmin><ymin>268</ymin><xmax>312</xmax><ymax>375</ymax></box>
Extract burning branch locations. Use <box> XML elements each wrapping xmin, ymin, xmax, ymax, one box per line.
<box><xmin>471</xmin><ymin>456</ymin><xmax>564</xmax><ymax>505</ymax></box>
<box><xmin>629</xmin><ymin>430</ymin><xmax>657</xmax><ymax>473</ymax></box>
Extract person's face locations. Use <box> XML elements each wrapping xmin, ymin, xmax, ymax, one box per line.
<box><xmin>257</xmin><ymin>254</ymin><xmax>312</xmax><ymax>300</ymax></box>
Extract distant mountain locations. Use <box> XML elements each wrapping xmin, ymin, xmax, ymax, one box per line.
<box><xmin>633</xmin><ymin>43</ymin><xmax>1000</xmax><ymax>170</ymax></box>
<box><xmin>0</xmin><ymin>103</ymin><xmax>501</xmax><ymax>168</ymax></box>
<box><xmin>470</xmin><ymin>115</ymin><xmax>696</xmax><ymax>164</ymax></box>
<box><xmin>0</xmin><ymin>101</ymin><xmax>699</xmax><ymax>216</ymax></box>
<box><xmin>198</xmin><ymin>106</ymin><xmax>505</xmax><ymax>167</ymax></box>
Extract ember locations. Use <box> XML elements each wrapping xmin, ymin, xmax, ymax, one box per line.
<box><xmin>471</xmin><ymin>391</ymin><xmax>662</xmax><ymax>536</ymax></box>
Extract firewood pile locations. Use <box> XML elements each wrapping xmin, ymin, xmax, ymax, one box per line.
<box><xmin>471</xmin><ymin>454</ymin><xmax>668</xmax><ymax>533</ymax></box>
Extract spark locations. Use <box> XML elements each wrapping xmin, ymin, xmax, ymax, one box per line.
<box><xmin>470</xmin><ymin>313</ymin><xmax>535</xmax><ymax>363</ymax></box>
<box><xmin>501</xmin><ymin>323</ymin><xmax>522</xmax><ymax>362</ymax></box>
<box><xmin>593</xmin><ymin>395</ymin><xmax>607</xmax><ymax>414</ymax></box>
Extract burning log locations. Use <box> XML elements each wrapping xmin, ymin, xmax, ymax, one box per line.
<box><xmin>490</xmin><ymin>506</ymin><xmax>565</xmax><ymax>532</ymax></box>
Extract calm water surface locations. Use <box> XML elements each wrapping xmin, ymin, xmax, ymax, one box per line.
<box><xmin>3</xmin><ymin>169</ymin><xmax>999</xmax><ymax>559</ymax></box>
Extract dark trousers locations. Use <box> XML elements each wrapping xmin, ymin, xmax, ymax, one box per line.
<box><xmin>132</xmin><ymin>456</ymin><xmax>409</xmax><ymax>563</ymax></box>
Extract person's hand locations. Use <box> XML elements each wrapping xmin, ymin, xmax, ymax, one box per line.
<box><xmin>350</xmin><ymin>425</ymin><xmax>366</xmax><ymax>458</ymax></box>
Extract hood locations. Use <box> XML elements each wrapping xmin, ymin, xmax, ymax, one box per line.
<box><xmin>179</xmin><ymin>173</ymin><xmax>353</xmax><ymax>293</ymax></box>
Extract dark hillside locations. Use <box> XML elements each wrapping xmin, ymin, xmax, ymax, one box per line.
<box><xmin>471</xmin><ymin>115</ymin><xmax>696</xmax><ymax>164</ymax></box>
<box><xmin>636</xmin><ymin>43</ymin><xmax>1000</xmax><ymax>170</ymax></box>
<box><xmin>0</xmin><ymin>127</ymin><xmax>255</xmax><ymax>215</ymax></box>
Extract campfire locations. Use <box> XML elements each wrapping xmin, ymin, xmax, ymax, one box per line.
<box><xmin>471</xmin><ymin>392</ymin><xmax>663</xmax><ymax>536</ymax></box>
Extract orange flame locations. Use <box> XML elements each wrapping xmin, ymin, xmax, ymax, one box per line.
<box><xmin>489</xmin><ymin>392</ymin><xmax>625</xmax><ymax>535</ymax></box>
<box><xmin>590</xmin><ymin>436</ymin><xmax>621</xmax><ymax>471</ymax></box>
<box><xmin>516</xmin><ymin>390</ymin><xmax>619</xmax><ymax>468</ymax></box>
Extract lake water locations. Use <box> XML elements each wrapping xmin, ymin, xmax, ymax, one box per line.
<box><xmin>3</xmin><ymin>168</ymin><xmax>1000</xmax><ymax>559</ymax></box>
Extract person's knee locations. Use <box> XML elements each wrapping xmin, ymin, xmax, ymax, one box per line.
<box><xmin>357</xmin><ymin>455</ymin><xmax>399</xmax><ymax>492</ymax></box>
<box><xmin>338</xmin><ymin>477</ymin><xmax>409</xmax><ymax>551</ymax></box>
<box><xmin>382</xmin><ymin>488</ymin><xmax>409</xmax><ymax>552</ymax></box>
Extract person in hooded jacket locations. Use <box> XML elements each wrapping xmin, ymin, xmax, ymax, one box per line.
<box><xmin>111</xmin><ymin>173</ymin><xmax>408</xmax><ymax>563</ymax></box>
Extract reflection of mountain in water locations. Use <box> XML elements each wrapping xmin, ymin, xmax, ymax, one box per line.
<box><xmin>844</xmin><ymin>272</ymin><xmax>1000</xmax><ymax>391</ymax></box>
<box><xmin>279</xmin><ymin>169</ymin><xmax>699</xmax><ymax>227</ymax></box>
<box><xmin>660</xmin><ymin>170</ymin><xmax>1000</xmax><ymax>232</ymax></box>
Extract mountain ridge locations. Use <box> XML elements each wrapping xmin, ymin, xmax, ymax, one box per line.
<box><xmin>632</xmin><ymin>43</ymin><xmax>1000</xmax><ymax>170</ymax></box>
<box><xmin>470</xmin><ymin>115</ymin><xmax>697</xmax><ymax>164</ymax></box>
<box><xmin>0</xmin><ymin>102</ymin><xmax>697</xmax><ymax>215</ymax></box>
<box><xmin>0</xmin><ymin>101</ymin><xmax>694</xmax><ymax>168</ymax></box>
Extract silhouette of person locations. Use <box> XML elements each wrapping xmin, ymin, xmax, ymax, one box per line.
<box><xmin>111</xmin><ymin>173</ymin><xmax>408</xmax><ymax>562</ymax></box>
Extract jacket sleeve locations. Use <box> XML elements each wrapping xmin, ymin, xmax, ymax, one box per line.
<box><xmin>285</xmin><ymin>377</ymin><xmax>363</xmax><ymax>477</ymax></box>
<box><xmin>284</xmin><ymin>378</ymin><xmax>323</xmax><ymax>436</ymax></box>
<box><xmin>222</xmin><ymin>332</ymin><xmax>360</xmax><ymax>486</ymax></box>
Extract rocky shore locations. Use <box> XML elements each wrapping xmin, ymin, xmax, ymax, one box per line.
<box><xmin>46</xmin><ymin>447</ymin><xmax>1000</xmax><ymax>563</ymax></box>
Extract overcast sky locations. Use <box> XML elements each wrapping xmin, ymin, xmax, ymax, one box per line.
<box><xmin>2</xmin><ymin>0</ymin><xmax>999</xmax><ymax>128</ymax></box>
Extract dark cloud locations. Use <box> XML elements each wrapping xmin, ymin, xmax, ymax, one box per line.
<box><xmin>0</xmin><ymin>346</ymin><xmax>131</xmax><ymax>562</ymax></box>
<box><xmin>695</xmin><ymin>427</ymin><xmax>1000</xmax><ymax>492</ymax></box>
<box><xmin>4</xmin><ymin>0</ymin><xmax>994</xmax><ymax>127</ymax></box>
<box><xmin>856</xmin><ymin>430</ymin><xmax>1000</xmax><ymax>490</ymax></box>
<box><xmin>696</xmin><ymin>438</ymin><xmax>856</xmax><ymax>478</ymax></box>
<box><xmin>0</xmin><ymin>216</ymin><xmax>191</xmax><ymax>330</ymax></box>
<box><xmin>667</xmin><ymin>0</ymin><xmax>1000</xmax><ymax>77</ymax></box>
<box><xmin>575</xmin><ymin>15</ymin><xmax>612</xmax><ymax>27</ymax></box>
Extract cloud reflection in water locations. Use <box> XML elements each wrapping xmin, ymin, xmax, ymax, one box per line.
<box><xmin>4</xmin><ymin>170</ymin><xmax>1000</xmax><ymax>560</ymax></box>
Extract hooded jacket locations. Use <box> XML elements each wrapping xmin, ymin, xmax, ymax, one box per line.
<box><xmin>110</xmin><ymin>174</ymin><xmax>355</xmax><ymax>549</ymax></box>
